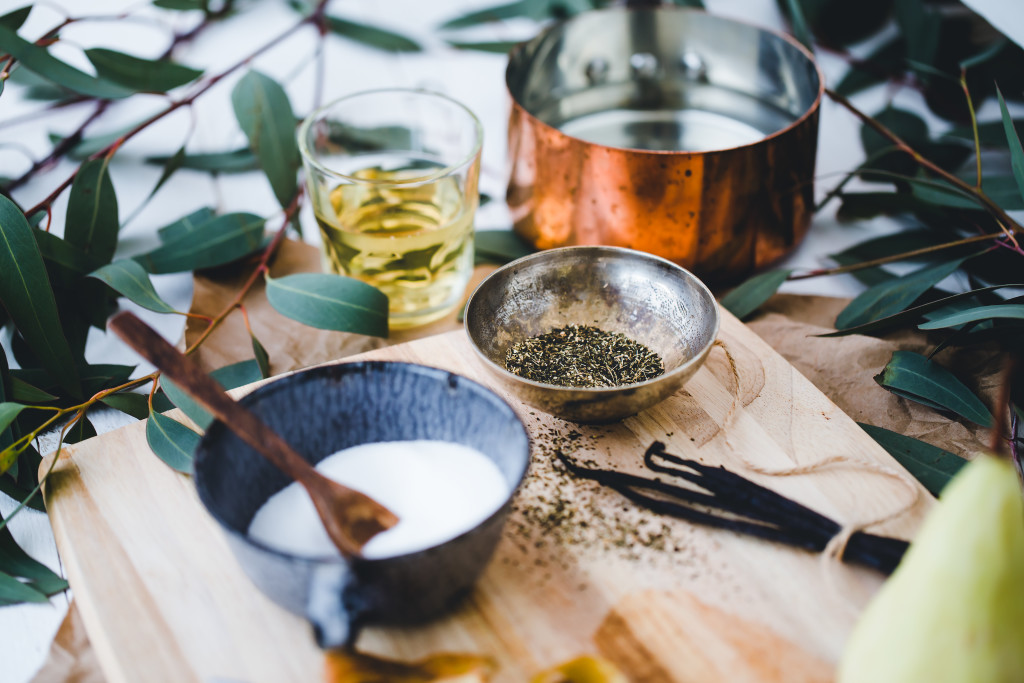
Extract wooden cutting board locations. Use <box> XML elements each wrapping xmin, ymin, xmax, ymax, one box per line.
<box><xmin>43</xmin><ymin>310</ymin><xmax>932</xmax><ymax>683</ymax></box>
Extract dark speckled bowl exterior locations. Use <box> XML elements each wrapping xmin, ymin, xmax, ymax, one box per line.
<box><xmin>192</xmin><ymin>361</ymin><xmax>530</xmax><ymax>649</ymax></box>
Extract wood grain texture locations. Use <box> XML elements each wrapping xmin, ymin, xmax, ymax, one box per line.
<box><xmin>43</xmin><ymin>311</ymin><xmax>933</xmax><ymax>683</ymax></box>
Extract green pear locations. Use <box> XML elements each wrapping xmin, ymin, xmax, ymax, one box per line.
<box><xmin>837</xmin><ymin>453</ymin><xmax>1024</xmax><ymax>682</ymax></box>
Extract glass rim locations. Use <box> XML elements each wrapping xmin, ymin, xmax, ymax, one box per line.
<box><xmin>297</xmin><ymin>87</ymin><xmax>484</xmax><ymax>186</ymax></box>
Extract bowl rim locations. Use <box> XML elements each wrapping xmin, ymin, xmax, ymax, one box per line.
<box><xmin>193</xmin><ymin>360</ymin><xmax>532</xmax><ymax>566</ymax></box>
<box><xmin>464</xmin><ymin>245</ymin><xmax>722</xmax><ymax>395</ymax></box>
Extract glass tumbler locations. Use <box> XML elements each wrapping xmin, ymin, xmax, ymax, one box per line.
<box><xmin>298</xmin><ymin>89</ymin><xmax>483</xmax><ymax>329</ymax></box>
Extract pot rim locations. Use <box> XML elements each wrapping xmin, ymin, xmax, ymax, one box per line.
<box><xmin>504</xmin><ymin>6</ymin><xmax>825</xmax><ymax>157</ymax></box>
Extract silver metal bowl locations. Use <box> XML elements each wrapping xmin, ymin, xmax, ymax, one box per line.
<box><xmin>464</xmin><ymin>246</ymin><xmax>720</xmax><ymax>423</ymax></box>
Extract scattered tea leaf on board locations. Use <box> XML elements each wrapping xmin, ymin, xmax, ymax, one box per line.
<box><xmin>9</xmin><ymin>377</ymin><xmax>56</xmax><ymax>403</ymax></box>
<box><xmin>0</xmin><ymin>196</ymin><xmax>81</xmax><ymax>397</ymax></box>
<box><xmin>251</xmin><ymin>334</ymin><xmax>270</xmax><ymax>378</ymax></box>
<box><xmin>859</xmin><ymin>423</ymin><xmax>965</xmax><ymax>496</ymax></box>
<box><xmin>918</xmin><ymin>303</ymin><xmax>1024</xmax><ymax>330</ymax></box>
<box><xmin>146</xmin><ymin>409</ymin><xmax>197</xmax><ymax>472</ymax></box>
<box><xmin>134</xmin><ymin>212</ymin><xmax>264</xmax><ymax>273</ymax></box>
<box><xmin>0</xmin><ymin>521</ymin><xmax>68</xmax><ymax>595</ymax></box>
<box><xmin>874</xmin><ymin>350</ymin><xmax>993</xmax><ymax>427</ymax></box>
<box><xmin>835</xmin><ymin>257</ymin><xmax>968</xmax><ymax>330</ymax></box>
<box><xmin>85</xmin><ymin>48</ymin><xmax>203</xmax><ymax>92</ymax></box>
<box><xmin>99</xmin><ymin>392</ymin><xmax>150</xmax><ymax>420</ymax></box>
<box><xmin>719</xmin><ymin>269</ymin><xmax>793</xmax><ymax>320</ymax></box>
<box><xmin>0</xmin><ymin>569</ymin><xmax>48</xmax><ymax>605</ymax></box>
<box><xmin>88</xmin><ymin>260</ymin><xmax>177</xmax><ymax>314</ymax></box>
<box><xmin>997</xmin><ymin>86</ymin><xmax>1024</xmax><ymax>204</ymax></box>
<box><xmin>325</xmin><ymin>16</ymin><xmax>422</xmax><ymax>52</ymax></box>
<box><xmin>65</xmin><ymin>157</ymin><xmax>119</xmax><ymax>266</ymax></box>
<box><xmin>231</xmin><ymin>71</ymin><xmax>300</xmax><ymax>208</ymax></box>
<box><xmin>475</xmin><ymin>229</ymin><xmax>534</xmax><ymax>264</ymax></box>
<box><xmin>265</xmin><ymin>272</ymin><xmax>389</xmax><ymax>338</ymax></box>
<box><xmin>0</xmin><ymin>25</ymin><xmax>133</xmax><ymax>99</ymax></box>
<box><xmin>156</xmin><ymin>207</ymin><xmax>215</xmax><ymax>243</ymax></box>
<box><xmin>146</xmin><ymin>148</ymin><xmax>259</xmax><ymax>174</ymax></box>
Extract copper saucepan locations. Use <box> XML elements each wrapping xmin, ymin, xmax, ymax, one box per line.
<box><xmin>506</xmin><ymin>6</ymin><xmax>823</xmax><ymax>283</ymax></box>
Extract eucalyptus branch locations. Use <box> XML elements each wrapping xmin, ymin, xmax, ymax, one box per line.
<box><xmin>826</xmin><ymin>88</ymin><xmax>1023</xmax><ymax>238</ymax></box>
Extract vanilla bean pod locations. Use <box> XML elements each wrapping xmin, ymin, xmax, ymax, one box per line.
<box><xmin>556</xmin><ymin>443</ymin><xmax>909</xmax><ymax>574</ymax></box>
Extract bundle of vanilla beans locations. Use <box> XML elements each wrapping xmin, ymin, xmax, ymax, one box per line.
<box><xmin>558</xmin><ymin>441</ymin><xmax>908</xmax><ymax>574</ymax></box>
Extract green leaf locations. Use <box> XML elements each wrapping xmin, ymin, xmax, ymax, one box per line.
<box><xmin>153</xmin><ymin>0</ymin><xmax>203</xmax><ymax>8</ymax></box>
<box><xmin>251</xmin><ymin>334</ymin><xmax>270</xmax><ymax>378</ymax></box>
<box><xmin>65</xmin><ymin>157</ymin><xmax>119</xmax><ymax>265</ymax></box>
<box><xmin>0</xmin><ymin>570</ymin><xmax>48</xmax><ymax>604</ymax></box>
<box><xmin>146</xmin><ymin>410</ymin><xmax>197</xmax><ymax>473</ymax></box>
<box><xmin>783</xmin><ymin>0</ymin><xmax>813</xmax><ymax>51</ymax></box>
<box><xmin>0</xmin><ymin>7</ymin><xmax>31</xmax><ymax>31</ymax></box>
<box><xmin>156</xmin><ymin>207</ymin><xmax>215</xmax><ymax>242</ymax></box>
<box><xmin>231</xmin><ymin>71</ymin><xmax>300</xmax><ymax>208</ymax></box>
<box><xmin>148</xmin><ymin>145</ymin><xmax>186</xmax><ymax>200</ymax></box>
<box><xmin>997</xmin><ymin>86</ymin><xmax>1024</xmax><ymax>206</ymax></box>
<box><xmin>858</xmin><ymin>423</ymin><xmax>964</xmax><ymax>497</ymax></box>
<box><xmin>0</xmin><ymin>196</ymin><xmax>81</xmax><ymax>397</ymax></box>
<box><xmin>960</xmin><ymin>39</ymin><xmax>1007</xmax><ymax>70</ymax></box>
<box><xmin>51</xmin><ymin>126</ymin><xmax>127</xmax><ymax>160</ymax></box>
<box><xmin>440</xmin><ymin>0</ymin><xmax>532</xmax><ymax>28</ymax></box>
<box><xmin>860</xmin><ymin>107</ymin><xmax>929</xmax><ymax>158</ymax></box>
<box><xmin>265</xmin><ymin>272</ymin><xmax>388</xmax><ymax>338</ymax></box>
<box><xmin>475</xmin><ymin>230</ymin><xmax>534</xmax><ymax>265</ymax></box>
<box><xmin>66</xmin><ymin>415</ymin><xmax>97</xmax><ymax>444</ymax></box>
<box><xmin>85</xmin><ymin>48</ymin><xmax>202</xmax><ymax>92</ymax></box>
<box><xmin>134</xmin><ymin>212</ymin><xmax>264</xmax><ymax>274</ymax></box>
<box><xmin>146</xmin><ymin>148</ymin><xmax>258</xmax><ymax>174</ymax></box>
<box><xmin>10</xmin><ymin>377</ymin><xmax>56</xmax><ymax>403</ymax></box>
<box><xmin>0</xmin><ymin>403</ymin><xmax>27</xmax><ymax>435</ymax></box>
<box><xmin>0</xmin><ymin>24</ymin><xmax>133</xmax><ymax>99</ymax></box>
<box><xmin>33</xmin><ymin>228</ymin><xmax>102</xmax><ymax>275</ymax></box>
<box><xmin>894</xmin><ymin>0</ymin><xmax>939</xmax><ymax>72</ymax></box>
<box><xmin>821</xmin><ymin>284</ymin><xmax>1024</xmax><ymax>337</ymax></box>
<box><xmin>99</xmin><ymin>392</ymin><xmax>150</xmax><ymax>420</ymax></box>
<box><xmin>326</xmin><ymin>16</ymin><xmax>422</xmax><ymax>52</ymax></box>
<box><xmin>719</xmin><ymin>269</ymin><xmax>793</xmax><ymax>320</ymax></box>
<box><xmin>161</xmin><ymin>360</ymin><xmax>262</xmax><ymax>431</ymax></box>
<box><xmin>445</xmin><ymin>40</ymin><xmax>520</xmax><ymax>54</ymax></box>
<box><xmin>834</xmin><ymin>36</ymin><xmax>903</xmax><ymax>97</ymax></box>
<box><xmin>88</xmin><ymin>260</ymin><xmax>177</xmax><ymax>314</ymax></box>
<box><xmin>910</xmin><ymin>174</ymin><xmax>1024</xmax><ymax>211</ymax></box>
<box><xmin>0</xmin><ymin>524</ymin><xmax>67</xmax><ymax>595</ymax></box>
<box><xmin>835</xmin><ymin>257</ymin><xmax>968</xmax><ymax>330</ymax></box>
<box><xmin>918</xmin><ymin>304</ymin><xmax>1024</xmax><ymax>330</ymax></box>
<box><xmin>0</xmin><ymin>476</ymin><xmax>45</xmax><ymax>512</ymax></box>
<box><xmin>875</xmin><ymin>350</ymin><xmax>992</xmax><ymax>427</ymax></box>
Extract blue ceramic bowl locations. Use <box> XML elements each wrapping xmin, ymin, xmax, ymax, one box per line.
<box><xmin>193</xmin><ymin>361</ymin><xmax>530</xmax><ymax>648</ymax></box>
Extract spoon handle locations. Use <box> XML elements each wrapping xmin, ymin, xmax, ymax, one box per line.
<box><xmin>109</xmin><ymin>312</ymin><xmax>314</xmax><ymax>483</ymax></box>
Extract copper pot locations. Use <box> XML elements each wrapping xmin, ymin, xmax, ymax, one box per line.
<box><xmin>506</xmin><ymin>7</ymin><xmax>823</xmax><ymax>283</ymax></box>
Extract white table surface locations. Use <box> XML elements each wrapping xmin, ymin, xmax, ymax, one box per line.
<box><xmin>0</xmin><ymin>1</ymin><xmax>1020</xmax><ymax>680</ymax></box>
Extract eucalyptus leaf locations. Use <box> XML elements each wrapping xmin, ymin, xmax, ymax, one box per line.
<box><xmin>910</xmin><ymin>174</ymin><xmax>1024</xmax><ymax>211</ymax></box>
<box><xmin>440</xmin><ymin>0</ymin><xmax>533</xmax><ymax>28</ymax></box>
<box><xmin>231</xmin><ymin>71</ymin><xmax>300</xmax><ymax>208</ymax></box>
<box><xmin>51</xmin><ymin>126</ymin><xmax>128</xmax><ymax>160</ymax></box>
<box><xmin>946</xmin><ymin>118</ymin><xmax>1024</xmax><ymax>148</ymax></box>
<box><xmin>783</xmin><ymin>0</ymin><xmax>813</xmax><ymax>51</ymax></box>
<box><xmin>0</xmin><ymin>403</ymin><xmax>27</xmax><ymax>436</ymax></box>
<box><xmin>161</xmin><ymin>360</ymin><xmax>262</xmax><ymax>431</ymax></box>
<box><xmin>147</xmin><ymin>146</ymin><xmax>186</xmax><ymax>201</ymax></box>
<box><xmin>146</xmin><ymin>410</ymin><xmax>197</xmax><ymax>473</ymax></box>
<box><xmin>0</xmin><ymin>570</ymin><xmax>48</xmax><ymax>604</ymax></box>
<box><xmin>0</xmin><ymin>196</ymin><xmax>81</xmax><ymax>397</ymax></box>
<box><xmin>0</xmin><ymin>24</ymin><xmax>133</xmax><ymax>99</ymax></box>
<box><xmin>720</xmin><ymin>269</ymin><xmax>793</xmax><ymax>320</ymax></box>
<box><xmin>265</xmin><ymin>273</ymin><xmax>388</xmax><ymax>338</ymax></box>
<box><xmin>251</xmin><ymin>334</ymin><xmax>270</xmax><ymax>378</ymax></box>
<box><xmin>875</xmin><ymin>350</ymin><xmax>992</xmax><ymax>427</ymax></box>
<box><xmin>326</xmin><ymin>16</ymin><xmax>422</xmax><ymax>52</ymax></box>
<box><xmin>894</xmin><ymin>0</ymin><xmax>939</xmax><ymax>72</ymax></box>
<box><xmin>10</xmin><ymin>377</ymin><xmax>56</xmax><ymax>403</ymax></box>
<box><xmin>85</xmin><ymin>48</ymin><xmax>203</xmax><ymax>92</ymax></box>
<box><xmin>835</xmin><ymin>257</ymin><xmax>969</xmax><ymax>330</ymax></box>
<box><xmin>66</xmin><ymin>415</ymin><xmax>97</xmax><ymax>444</ymax></box>
<box><xmin>134</xmin><ymin>212</ymin><xmax>264</xmax><ymax>274</ymax></box>
<box><xmin>146</xmin><ymin>148</ymin><xmax>258</xmax><ymax>174</ymax></box>
<box><xmin>475</xmin><ymin>229</ymin><xmax>534</xmax><ymax>265</ymax></box>
<box><xmin>445</xmin><ymin>40</ymin><xmax>520</xmax><ymax>54</ymax></box>
<box><xmin>918</xmin><ymin>304</ymin><xmax>1024</xmax><ymax>330</ymax></box>
<box><xmin>821</xmin><ymin>284</ymin><xmax>1024</xmax><ymax>337</ymax></box>
<box><xmin>153</xmin><ymin>0</ymin><xmax>204</xmax><ymax>8</ymax></box>
<box><xmin>99</xmin><ymin>392</ymin><xmax>150</xmax><ymax>420</ymax></box>
<box><xmin>65</xmin><ymin>158</ymin><xmax>119</xmax><ymax>265</ymax></box>
<box><xmin>859</xmin><ymin>423</ymin><xmax>964</xmax><ymax>496</ymax></box>
<box><xmin>0</xmin><ymin>476</ymin><xmax>45</xmax><ymax>512</ymax></box>
<box><xmin>156</xmin><ymin>207</ymin><xmax>215</xmax><ymax>242</ymax></box>
<box><xmin>0</xmin><ymin>7</ymin><xmax>30</xmax><ymax>30</ymax></box>
<box><xmin>88</xmin><ymin>260</ymin><xmax>177</xmax><ymax>314</ymax></box>
<box><xmin>834</xmin><ymin>36</ymin><xmax>903</xmax><ymax>97</ymax></box>
<box><xmin>0</xmin><ymin>525</ymin><xmax>67</xmax><ymax>595</ymax></box>
<box><xmin>997</xmin><ymin>86</ymin><xmax>1024</xmax><ymax>205</ymax></box>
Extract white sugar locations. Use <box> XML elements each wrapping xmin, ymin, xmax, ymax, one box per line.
<box><xmin>248</xmin><ymin>440</ymin><xmax>510</xmax><ymax>560</ymax></box>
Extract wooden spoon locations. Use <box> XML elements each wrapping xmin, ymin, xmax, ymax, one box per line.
<box><xmin>109</xmin><ymin>311</ymin><xmax>399</xmax><ymax>558</ymax></box>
